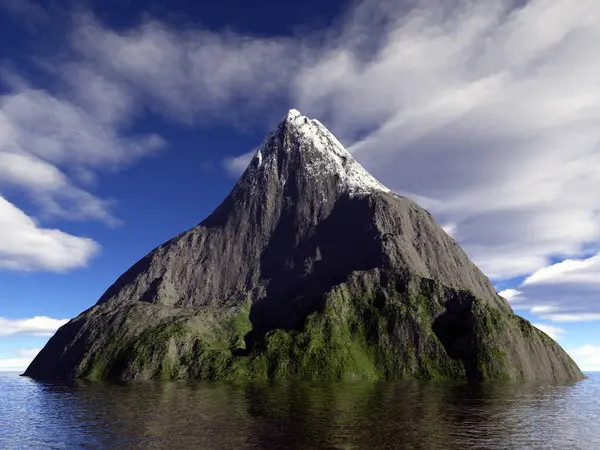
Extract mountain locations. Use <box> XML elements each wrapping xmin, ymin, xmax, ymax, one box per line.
<box><xmin>25</xmin><ymin>109</ymin><xmax>583</xmax><ymax>381</ymax></box>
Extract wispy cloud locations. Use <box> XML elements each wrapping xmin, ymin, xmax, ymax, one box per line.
<box><xmin>0</xmin><ymin>83</ymin><xmax>165</xmax><ymax>225</ymax></box>
<box><xmin>0</xmin><ymin>17</ymin><xmax>166</xmax><ymax>271</ymax></box>
<box><xmin>498</xmin><ymin>289</ymin><xmax>523</xmax><ymax>303</ymax></box>
<box><xmin>502</xmin><ymin>255</ymin><xmax>600</xmax><ymax>323</ymax></box>
<box><xmin>532</xmin><ymin>323</ymin><xmax>565</xmax><ymax>340</ymax></box>
<box><xmin>0</xmin><ymin>196</ymin><xmax>99</xmax><ymax>271</ymax></box>
<box><xmin>568</xmin><ymin>345</ymin><xmax>600</xmax><ymax>372</ymax></box>
<box><xmin>0</xmin><ymin>348</ymin><xmax>41</xmax><ymax>372</ymax></box>
<box><xmin>523</xmin><ymin>255</ymin><xmax>600</xmax><ymax>286</ymax></box>
<box><xmin>70</xmin><ymin>13</ymin><xmax>305</xmax><ymax>126</ymax></box>
<box><xmin>539</xmin><ymin>314</ymin><xmax>600</xmax><ymax>323</ymax></box>
<box><xmin>222</xmin><ymin>149</ymin><xmax>256</xmax><ymax>178</ymax></box>
<box><xmin>0</xmin><ymin>316</ymin><xmax>68</xmax><ymax>337</ymax></box>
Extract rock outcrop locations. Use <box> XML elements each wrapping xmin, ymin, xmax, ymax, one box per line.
<box><xmin>24</xmin><ymin>110</ymin><xmax>584</xmax><ymax>381</ymax></box>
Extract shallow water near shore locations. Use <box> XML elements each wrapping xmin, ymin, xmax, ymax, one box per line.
<box><xmin>1</xmin><ymin>372</ymin><xmax>598</xmax><ymax>449</ymax></box>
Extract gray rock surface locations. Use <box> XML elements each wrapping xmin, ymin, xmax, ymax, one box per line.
<box><xmin>24</xmin><ymin>110</ymin><xmax>584</xmax><ymax>381</ymax></box>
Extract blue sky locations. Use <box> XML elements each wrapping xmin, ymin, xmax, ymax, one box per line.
<box><xmin>0</xmin><ymin>0</ymin><xmax>599</xmax><ymax>372</ymax></box>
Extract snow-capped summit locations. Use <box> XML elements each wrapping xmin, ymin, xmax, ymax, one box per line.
<box><xmin>246</xmin><ymin>109</ymin><xmax>390</xmax><ymax>197</ymax></box>
<box><xmin>284</xmin><ymin>108</ymin><xmax>302</xmax><ymax>121</ymax></box>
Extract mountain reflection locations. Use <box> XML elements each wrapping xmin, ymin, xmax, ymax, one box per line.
<box><xmin>12</xmin><ymin>376</ymin><xmax>592</xmax><ymax>449</ymax></box>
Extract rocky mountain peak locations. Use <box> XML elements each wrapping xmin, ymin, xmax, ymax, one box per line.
<box><xmin>24</xmin><ymin>108</ymin><xmax>584</xmax><ymax>383</ymax></box>
<box><xmin>241</xmin><ymin>109</ymin><xmax>391</xmax><ymax>197</ymax></box>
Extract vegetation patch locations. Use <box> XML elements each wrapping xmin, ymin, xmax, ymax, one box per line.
<box><xmin>79</xmin><ymin>277</ymin><xmax>566</xmax><ymax>381</ymax></box>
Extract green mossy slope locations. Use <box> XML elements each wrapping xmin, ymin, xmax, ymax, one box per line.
<box><xmin>70</xmin><ymin>276</ymin><xmax>581</xmax><ymax>381</ymax></box>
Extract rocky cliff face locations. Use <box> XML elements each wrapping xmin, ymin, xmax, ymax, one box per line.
<box><xmin>24</xmin><ymin>110</ymin><xmax>583</xmax><ymax>381</ymax></box>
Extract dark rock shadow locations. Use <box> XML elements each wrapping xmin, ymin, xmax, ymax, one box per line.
<box><xmin>432</xmin><ymin>290</ymin><xmax>482</xmax><ymax>382</ymax></box>
<box><xmin>245</xmin><ymin>195</ymin><xmax>384</xmax><ymax>348</ymax></box>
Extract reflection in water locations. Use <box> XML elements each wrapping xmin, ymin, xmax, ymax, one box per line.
<box><xmin>0</xmin><ymin>373</ymin><xmax>598</xmax><ymax>449</ymax></box>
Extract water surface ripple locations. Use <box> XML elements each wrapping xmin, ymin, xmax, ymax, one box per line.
<box><xmin>1</xmin><ymin>372</ymin><xmax>598</xmax><ymax>449</ymax></box>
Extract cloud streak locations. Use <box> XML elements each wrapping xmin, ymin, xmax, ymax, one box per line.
<box><xmin>0</xmin><ymin>84</ymin><xmax>165</xmax><ymax>225</ymax></box>
<box><xmin>502</xmin><ymin>255</ymin><xmax>600</xmax><ymax>323</ymax></box>
<box><xmin>0</xmin><ymin>196</ymin><xmax>99</xmax><ymax>271</ymax></box>
<box><xmin>0</xmin><ymin>316</ymin><xmax>68</xmax><ymax>337</ymax></box>
<box><xmin>222</xmin><ymin>149</ymin><xmax>256</xmax><ymax>178</ymax></box>
<box><xmin>70</xmin><ymin>13</ymin><xmax>306</xmax><ymax>126</ymax></box>
<box><xmin>0</xmin><ymin>348</ymin><xmax>41</xmax><ymax>372</ymax></box>
<box><xmin>0</xmin><ymin>20</ymin><xmax>166</xmax><ymax>271</ymax></box>
<box><xmin>568</xmin><ymin>345</ymin><xmax>600</xmax><ymax>372</ymax></box>
<box><xmin>532</xmin><ymin>323</ymin><xmax>565</xmax><ymax>340</ymax></box>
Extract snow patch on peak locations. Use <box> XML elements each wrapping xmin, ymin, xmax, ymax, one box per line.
<box><xmin>285</xmin><ymin>109</ymin><xmax>302</xmax><ymax>121</ymax></box>
<box><xmin>286</xmin><ymin>112</ymin><xmax>391</xmax><ymax>197</ymax></box>
<box><xmin>242</xmin><ymin>109</ymin><xmax>390</xmax><ymax>197</ymax></box>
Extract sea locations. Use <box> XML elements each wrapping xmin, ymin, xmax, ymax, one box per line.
<box><xmin>0</xmin><ymin>372</ymin><xmax>598</xmax><ymax>449</ymax></box>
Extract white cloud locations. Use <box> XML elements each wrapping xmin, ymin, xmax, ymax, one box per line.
<box><xmin>1</xmin><ymin>88</ymin><xmax>138</xmax><ymax>167</ymax></box>
<box><xmin>530</xmin><ymin>305</ymin><xmax>559</xmax><ymax>314</ymax></box>
<box><xmin>532</xmin><ymin>323</ymin><xmax>565</xmax><ymax>340</ymax></box>
<box><xmin>17</xmin><ymin>348</ymin><xmax>41</xmax><ymax>358</ymax></box>
<box><xmin>0</xmin><ymin>315</ymin><xmax>67</xmax><ymax>336</ymax></box>
<box><xmin>440</xmin><ymin>223</ymin><xmax>457</xmax><ymax>238</ymax></box>
<box><xmin>523</xmin><ymin>255</ymin><xmax>600</xmax><ymax>286</ymax></box>
<box><xmin>70</xmin><ymin>13</ymin><xmax>304</xmax><ymax>126</ymax></box>
<box><xmin>222</xmin><ymin>150</ymin><xmax>256</xmax><ymax>178</ymax></box>
<box><xmin>0</xmin><ymin>152</ymin><xmax>66</xmax><ymax>191</ymax></box>
<box><xmin>0</xmin><ymin>196</ymin><xmax>99</xmax><ymax>271</ymax></box>
<box><xmin>0</xmin><ymin>25</ymin><xmax>167</xmax><ymax>270</ymax></box>
<box><xmin>538</xmin><ymin>313</ymin><xmax>600</xmax><ymax>323</ymax></box>
<box><xmin>503</xmin><ymin>254</ymin><xmax>600</xmax><ymax>323</ymax></box>
<box><xmin>0</xmin><ymin>348</ymin><xmax>41</xmax><ymax>372</ymax></box>
<box><xmin>568</xmin><ymin>345</ymin><xmax>600</xmax><ymax>372</ymax></box>
<box><xmin>0</xmin><ymin>86</ymin><xmax>165</xmax><ymax>224</ymax></box>
<box><xmin>498</xmin><ymin>289</ymin><xmax>523</xmax><ymax>303</ymax></box>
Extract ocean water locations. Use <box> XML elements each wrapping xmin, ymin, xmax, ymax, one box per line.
<box><xmin>0</xmin><ymin>372</ymin><xmax>598</xmax><ymax>449</ymax></box>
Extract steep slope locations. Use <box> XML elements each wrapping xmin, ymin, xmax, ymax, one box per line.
<box><xmin>24</xmin><ymin>110</ymin><xmax>583</xmax><ymax>381</ymax></box>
